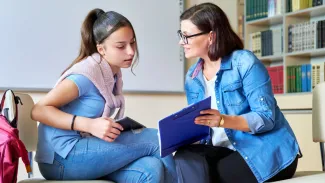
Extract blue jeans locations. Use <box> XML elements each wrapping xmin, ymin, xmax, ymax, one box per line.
<box><xmin>38</xmin><ymin>128</ymin><xmax>177</xmax><ymax>183</ymax></box>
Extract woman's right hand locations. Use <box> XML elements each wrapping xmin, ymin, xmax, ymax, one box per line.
<box><xmin>89</xmin><ymin>117</ymin><xmax>124</xmax><ymax>142</ymax></box>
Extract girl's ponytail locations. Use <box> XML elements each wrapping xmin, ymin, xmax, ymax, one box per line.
<box><xmin>61</xmin><ymin>9</ymin><xmax>104</xmax><ymax>75</ymax></box>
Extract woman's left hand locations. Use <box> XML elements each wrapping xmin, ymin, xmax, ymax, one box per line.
<box><xmin>194</xmin><ymin>109</ymin><xmax>222</xmax><ymax>127</ymax></box>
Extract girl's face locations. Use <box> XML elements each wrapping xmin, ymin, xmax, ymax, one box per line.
<box><xmin>179</xmin><ymin>20</ymin><xmax>210</xmax><ymax>59</ymax></box>
<box><xmin>97</xmin><ymin>26</ymin><xmax>136</xmax><ymax>69</ymax></box>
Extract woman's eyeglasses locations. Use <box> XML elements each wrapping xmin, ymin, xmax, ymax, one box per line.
<box><xmin>177</xmin><ymin>30</ymin><xmax>209</xmax><ymax>44</ymax></box>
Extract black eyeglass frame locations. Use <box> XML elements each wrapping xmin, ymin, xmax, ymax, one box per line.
<box><xmin>177</xmin><ymin>30</ymin><xmax>210</xmax><ymax>44</ymax></box>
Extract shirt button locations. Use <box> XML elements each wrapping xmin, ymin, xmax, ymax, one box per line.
<box><xmin>260</xmin><ymin>98</ymin><xmax>264</xmax><ymax>101</ymax></box>
<box><xmin>217</xmin><ymin>101</ymin><xmax>220</xmax><ymax>103</ymax></box>
<box><xmin>233</xmin><ymin>142</ymin><xmax>236</xmax><ymax>145</ymax></box>
<box><xmin>245</xmin><ymin>157</ymin><xmax>248</xmax><ymax>160</ymax></box>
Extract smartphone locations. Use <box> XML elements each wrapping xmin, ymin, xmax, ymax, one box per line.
<box><xmin>116</xmin><ymin>117</ymin><xmax>146</xmax><ymax>131</ymax></box>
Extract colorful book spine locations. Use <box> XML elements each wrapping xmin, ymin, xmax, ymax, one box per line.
<box><xmin>307</xmin><ymin>64</ymin><xmax>312</xmax><ymax>92</ymax></box>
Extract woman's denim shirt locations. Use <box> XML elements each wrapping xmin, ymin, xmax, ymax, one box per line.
<box><xmin>185</xmin><ymin>50</ymin><xmax>300</xmax><ymax>183</ymax></box>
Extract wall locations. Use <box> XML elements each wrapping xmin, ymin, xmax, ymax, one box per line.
<box><xmin>3</xmin><ymin>0</ymin><xmax>240</xmax><ymax>181</ymax></box>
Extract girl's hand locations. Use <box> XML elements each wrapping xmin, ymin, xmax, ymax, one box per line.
<box><xmin>89</xmin><ymin>117</ymin><xmax>124</xmax><ymax>142</ymax></box>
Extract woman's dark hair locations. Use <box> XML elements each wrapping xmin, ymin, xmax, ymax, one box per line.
<box><xmin>62</xmin><ymin>8</ymin><xmax>139</xmax><ymax>75</ymax></box>
<box><xmin>180</xmin><ymin>3</ymin><xmax>243</xmax><ymax>60</ymax></box>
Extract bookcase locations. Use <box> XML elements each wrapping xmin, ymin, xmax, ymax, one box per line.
<box><xmin>244</xmin><ymin>0</ymin><xmax>325</xmax><ymax>171</ymax></box>
<box><xmin>244</xmin><ymin>0</ymin><xmax>325</xmax><ymax>96</ymax></box>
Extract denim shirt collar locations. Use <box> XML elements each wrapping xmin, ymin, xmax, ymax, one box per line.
<box><xmin>190</xmin><ymin>55</ymin><xmax>232</xmax><ymax>79</ymax></box>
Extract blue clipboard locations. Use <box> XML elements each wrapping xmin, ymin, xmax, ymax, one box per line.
<box><xmin>158</xmin><ymin>96</ymin><xmax>211</xmax><ymax>157</ymax></box>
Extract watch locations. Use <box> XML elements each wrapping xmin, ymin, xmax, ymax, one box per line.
<box><xmin>218</xmin><ymin>115</ymin><xmax>225</xmax><ymax>127</ymax></box>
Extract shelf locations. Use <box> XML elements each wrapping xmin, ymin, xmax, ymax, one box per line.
<box><xmin>275</xmin><ymin>92</ymin><xmax>312</xmax><ymax>110</ymax></box>
<box><xmin>258</xmin><ymin>54</ymin><xmax>283</xmax><ymax>62</ymax></box>
<box><xmin>286</xmin><ymin>5</ymin><xmax>325</xmax><ymax>18</ymax></box>
<box><xmin>243</xmin><ymin>1</ymin><xmax>320</xmax><ymax>110</ymax></box>
<box><xmin>279</xmin><ymin>92</ymin><xmax>312</xmax><ymax>96</ymax></box>
<box><xmin>246</xmin><ymin>15</ymin><xmax>283</xmax><ymax>26</ymax></box>
<box><xmin>286</xmin><ymin>48</ymin><xmax>325</xmax><ymax>57</ymax></box>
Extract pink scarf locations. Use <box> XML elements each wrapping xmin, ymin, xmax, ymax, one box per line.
<box><xmin>56</xmin><ymin>53</ymin><xmax>125</xmax><ymax>119</ymax></box>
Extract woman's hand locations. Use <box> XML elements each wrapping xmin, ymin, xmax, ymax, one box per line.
<box><xmin>89</xmin><ymin>117</ymin><xmax>124</xmax><ymax>142</ymax></box>
<box><xmin>194</xmin><ymin>109</ymin><xmax>222</xmax><ymax>127</ymax></box>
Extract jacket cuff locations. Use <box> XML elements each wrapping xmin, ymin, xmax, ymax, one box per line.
<box><xmin>241</xmin><ymin>112</ymin><xmax>265</xmax><ymax>134</ymax></box>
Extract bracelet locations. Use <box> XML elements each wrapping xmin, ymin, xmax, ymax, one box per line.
<box><xmin>71</xmin><ymin>115</ymin><xmax>77</xmax><ymax>131</ymax></box>
<box><xmin>218</xmin><ymin>115</ymin><xmax>225</xmax><ymax>127</ymax></box>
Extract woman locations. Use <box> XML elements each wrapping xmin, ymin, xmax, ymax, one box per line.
<box><xmin>31</xmin><ymin>9</ymin><xmax>177</xmax><ymax>183</ymax></box>
<box><xmin>174</xmin><ymin>3</ymin><xmax>300</xmax><ymax>183</ymax></box>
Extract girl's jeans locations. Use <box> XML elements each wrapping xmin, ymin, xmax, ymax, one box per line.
<box><xmin>38</xmin><ymin>128</ymin><xmax>177</xmax><ymax>183</ymax></box>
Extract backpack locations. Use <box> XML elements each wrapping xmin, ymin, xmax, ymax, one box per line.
<box><xmin>0</xmin><ymin>90</ymin><xmax>31</xmax><ymax>183</ymax></box>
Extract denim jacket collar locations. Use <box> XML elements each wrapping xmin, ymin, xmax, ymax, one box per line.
<box><xmin>190</xmin><ymin>55</ymin><xmax>232</xmax><ymax>79</ymax></box>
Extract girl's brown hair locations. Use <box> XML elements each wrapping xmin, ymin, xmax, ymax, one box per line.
<box><xmin>62</xmin><ymin>9</ymin><xmax>139</xmax><ymax>75</ymax></box>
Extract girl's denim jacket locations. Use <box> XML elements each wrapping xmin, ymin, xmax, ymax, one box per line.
<box><xmin>185</xmin><ymin>50</ymin><xmax>300</xmax><ymax>183</ymax></box>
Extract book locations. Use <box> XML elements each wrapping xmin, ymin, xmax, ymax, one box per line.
<box><xmin>116</xmin><ymin>117</ymin><xmax>146</xmax><ymax>131</ymax></box>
